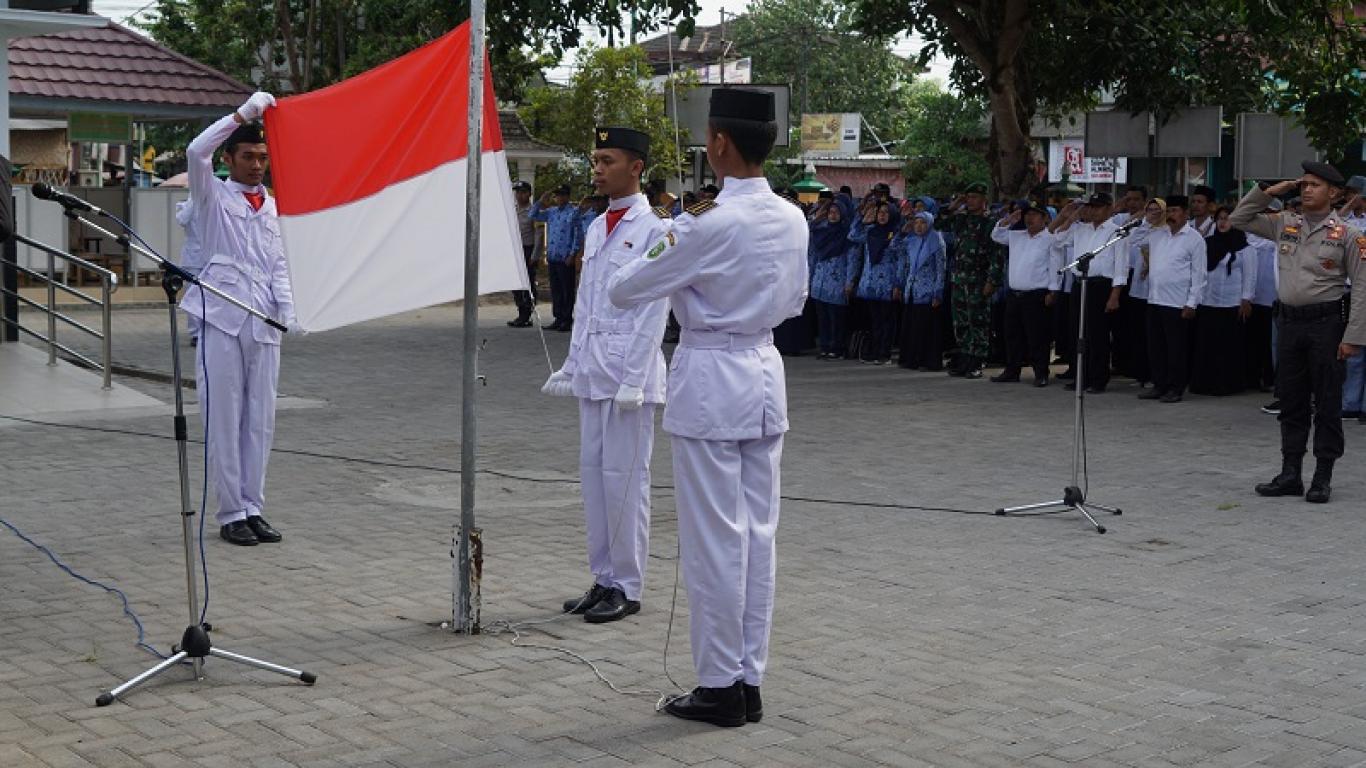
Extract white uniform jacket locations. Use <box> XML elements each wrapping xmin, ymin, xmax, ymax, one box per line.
<box><xmin>181</xmin><ymin>115</ymin><xmax>295</xmax><ymax>345</ymax></box>
<box><xmin>607</xmin><ymin>177</ymin><xmax>809</xmax><ymax>441</ymax></box>
<box><xmin>562</xmin><ymin>194</ymin><xmax>670</xmax><ymax>403</ymax></box>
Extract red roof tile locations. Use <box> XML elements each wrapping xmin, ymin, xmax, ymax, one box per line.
<box><xmin>8</xmin><ymin>21</ymin><xmax>252</xmax><ymax>112</ymax></box>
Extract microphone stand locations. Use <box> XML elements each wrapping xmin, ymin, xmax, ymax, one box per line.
<box><xmin>995</xmin><ymin>221</ymin><xmax>1139</xmax><ymax>534</ymax></box>
<box><xmin>52</xmin><ymin>204</ymin><xmax>317</xmax><ymax>705</ymax></box>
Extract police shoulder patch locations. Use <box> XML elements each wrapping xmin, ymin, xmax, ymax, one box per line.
<box><xmin>685</xmin><ymin>199</ymin><xmax>717</xmax><ymax>217</ymax></box>
<box><xmin>652</xmin><ymin>206</ymin><xmax>672</xmax><ymax>220</ymax></box>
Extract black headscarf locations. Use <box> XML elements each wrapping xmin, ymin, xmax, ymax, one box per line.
<box><xmin>810</xmin><ymin>197</ymin><xmax>855</xmax><ymax>261</ymax></box>
<box><xmin>866</xmin><ymin>203</ymin><xmax>902</xmax><ymax>265</ymax></box>
<box><xmin>1204</xmin><ymin>227</ymin><xmax>1247</xmax><ymax>273</ymax></box>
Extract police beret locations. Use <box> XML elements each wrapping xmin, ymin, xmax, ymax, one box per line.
<box><xmin>512</xmin><ymin>180</ymin><xmax>531</xmax><ymax>192</ymax></box>
<box><xmin>1302</xmin><ymin>161</ymin><xmax>1346</xmax><ymax>186</ymax></box>
<box><xmin>555</xmin><ymin>184</ymin><xmax>571</xmax><ymax>195</ymax></box>
<box><xmin>1191</xmin><ymin>185</ymin><xmax>1216</xmax><ymax>200</ymax></box>
<box><xmin>1165</xmin><ymin>194</ymin><xmax>1190</xmax><ymax>208</ymax></box>
<box><xmin>1083</xmin><ymin>192</ymin><xmax>1112</xmax><ymax>206</ymax></box>
<box><xmin>963</xmin><ymin>182</ymin><xmax>988</xmax><ymax>195</ymax></box>
<box><xmin>594</xmin><ymin>126</ymin><xmax>649</xmax><ymax>162</ymax></box>
<box><xmin>709</xmin><ymin>88</ymin><xmax>775</xmax><ymax>122</ymax></box>
<box><xmin>1349</xmin><ymin>175</ymin><xmax>1366</xmax><ymax>193</ymax></box>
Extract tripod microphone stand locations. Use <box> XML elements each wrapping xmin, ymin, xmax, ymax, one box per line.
<box><xmin>45</xmin><ymin>203</ymin><xmax>317</xmax><ymax>705</ymax></box>
<box><xmin>995</xmin><ymin>222</ymin><xmax>1139</xmax><ymax>534</ymax></box>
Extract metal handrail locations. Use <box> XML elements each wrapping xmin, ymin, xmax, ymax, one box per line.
<box><xmin>0</xmin><ymin>234</ymin><xmax>118</xmax><ymax>389</ymax></box>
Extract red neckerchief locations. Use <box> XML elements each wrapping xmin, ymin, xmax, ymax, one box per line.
<box><xmin>243</xmin><ymin>191</ymin><xmax>265</xmax><ymax>212</ymax></box>
<box><xmin>605</xmin><ymin>208</ymin><xmax>627</xmax><ymax>235</ymax></box>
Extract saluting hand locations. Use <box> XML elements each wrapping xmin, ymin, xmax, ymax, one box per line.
<box><xmin>1263</xmin><ymin>179</ymin><xmax>1299</xmax><ymax>197</ymax></box>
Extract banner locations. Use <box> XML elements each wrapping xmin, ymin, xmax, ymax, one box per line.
<box><xmin>1047</xmin><ymin>139</ymin><xmax>1128</xmax><ymax>184</ymax></box>
<box><xmin>265</xmin><ymin>22</ymin><xmax>525</xmax><ymax>332</ymax></box>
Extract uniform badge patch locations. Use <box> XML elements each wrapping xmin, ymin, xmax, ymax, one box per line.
<box><xmin>644</xmin><ymin>231</ymin><xmax>676</xmax><ymax>260</ymax></box>
<box><xmin>1284</xmin><ymin>225</ymin><xmax>1299</xmax><ymax>235</ymax></box>
<box><xmin>1322</xmin><ymin>258</ymin><xmax>1337</xmax><ymax>270</ymax></box>
<box><xmin>1328</xmin><ymin>226</ymin><xmax>1344</xmax><ymax>241</ymax></box>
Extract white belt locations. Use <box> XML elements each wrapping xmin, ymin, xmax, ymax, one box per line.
<box><xmin>679</xmin><ymin>329</ymin><xmax>773</xmax><ymax>350</ymax></box>
<box><xmin>586</xmin><ymin>317</ymin><xmax>634</xmax><ymax>334</ymax></box>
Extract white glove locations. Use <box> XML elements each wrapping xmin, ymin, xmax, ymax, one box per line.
<box><xmin>285</xmin><ymin>319</ymin><xmax>307</xmax><ymax>336</ymax></box>
<box><xmin>541</xmin><ymin>369</ymin><xmax>574</xmax><ymax>397</ymax></box>
<box><xmin>613</xmin><ymin>384</ymin><xmax>645</xmax><ymax>411</ymax></box>
<box><xmin>237</xmin><ymin>91</ymin><xmax>277</xmax><ymax>122</ymax></box>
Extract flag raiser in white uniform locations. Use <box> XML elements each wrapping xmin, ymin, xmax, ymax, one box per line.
<box><xmin>608</xmin><ymin>175</ymin><xmax>809</xmax><ymax>694</ymax></box>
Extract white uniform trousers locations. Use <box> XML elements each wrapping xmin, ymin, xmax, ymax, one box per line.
<box><xmin>672</xmin><ymin>433</ymin><xmax>783</xmax><ymax>688</ymax></box>
<box><xmin>196</xmin><ymin>322</ymin><xmax>281</xmax><ymax>525</ymax></box>
<box><xmin>578</xmin><ymin>398</ymin><xmax>655</xmax><ymax>601</ymax></box>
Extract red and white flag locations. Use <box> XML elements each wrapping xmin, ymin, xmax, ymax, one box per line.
<box><xmin>265</xmin><ymin>22</ymin><xmax>526</xmax><ymax>333</ymax></box>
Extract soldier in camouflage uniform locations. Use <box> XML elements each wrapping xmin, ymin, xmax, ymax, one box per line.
<box><xmin>938</xmin><ymin>182</ymin><xmax>1005</xmax><ymax>378</ymax></box>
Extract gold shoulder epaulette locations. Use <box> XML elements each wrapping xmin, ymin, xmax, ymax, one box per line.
<box><xmin>685</xmin><ymin>199</ymin><xmax>717</xmax><ymax>217</ymax></box>
<box><xmin>652</xmin><ymin>206</ymin><xmax>672</xmax><ymax>219</ymax></box>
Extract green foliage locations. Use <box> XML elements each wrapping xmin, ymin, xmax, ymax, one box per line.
<box><xmin>898</xmin><ymin>79</ymin><xmax>989</xmax><ymax>198</ymax></box>
<box><xmin>519</xmin><ymin>45</ymin><xmax>693</xmax><ymax>192</ymax></box>
<box><xmin>730</xmin><ymin>0</ymin><xmax>919</xmax><ymax>142</ymax></box>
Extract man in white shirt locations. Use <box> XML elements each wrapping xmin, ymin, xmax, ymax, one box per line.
<box><xmin>990</xmin><ymin>203</ymin><xmax>1061</xmax><ymax>386</ymax></box>
<box><xmin>1190</xmin><ymin>185</ymin><xmax>1217</xmax><ymax>237</ymax></box>
<box><xmin>1051</xmin><ymin>193</ymin><xmax>1132</xmax><ymax>393</ymax></box>
<box><xmin>1129</xmin><ymin>195</ymin><xmax>1207</xmax><ymax>403</ymax></box>
<box><xmin>608</xmin><ymin>89</ymin><xmax>807</xmax><ymax>728</ymax></box>
<box><xmin>182</xmin><ymin>92</ymin><xmax>297</xmax><ymax>546</ymax></box>
<box><xmin>541</xmin><ymin>127</ymin><xmax>670</xmax><ymax>624</ymax></box>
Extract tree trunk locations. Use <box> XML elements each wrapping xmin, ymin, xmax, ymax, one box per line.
<box><xmin>985</xmin><ymin>70</ymin><xmax>1035</xmax><ymax>199</ymax></box>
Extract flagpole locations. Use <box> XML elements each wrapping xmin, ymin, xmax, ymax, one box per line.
<box><xmin>455</xmin><ymin>0</ymin><xmax>486</xmax><ymax>634</ymax></box>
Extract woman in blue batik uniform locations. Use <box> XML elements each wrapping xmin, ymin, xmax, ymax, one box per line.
<box><xmin>896</xmin><ymin>211</ymin><xmax>947</xmax><ymax>370</ymax></box>
<box><xmin>807</xmin><ymin>196</ymin><xmax>857</xmax><ymax>359</ymax></box>
<box><xmin>849</xmin><ymin>200</ymin><xmax>903</xmax><ymax>364</ymax></box>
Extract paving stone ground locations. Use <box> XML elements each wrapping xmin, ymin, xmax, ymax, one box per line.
<box><xmin>2</xmin><ymin>303</ymin><xmax>1364</xmax><ymax>767</ymax></box>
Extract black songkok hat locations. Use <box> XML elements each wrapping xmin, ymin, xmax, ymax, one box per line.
<box><xmin>1166</xmin><ymin>194</ymin><xmax>1190</xmax><ymax>209</ymax></box>
<box><xmin>595</xmin><ymin>126</ymin><xmax>650</xmax><ymax>162</ymax></box>
<box><xmin>1302</xmin><ymin>161</ymin><xmax>1346</xmax><ymax>186</ymax></box>
<box><xmin>1084</xmin><ymin>192</ymin><xmax>1113</xmax><ymax>206</ymax></box>
<box><xmin>223</xmin><ymin>120</ymin><xmax>265</xmax><ymax>151</ymax></box>
<box><xmin>1191</xmin><ymin>185</ymin><xmax>1216</xmax><ymax>200</ymax></box>
<box><xmin>709</xmin><ymin>88</ymin><xmax>775</xmax><ymax>122</ymax></box>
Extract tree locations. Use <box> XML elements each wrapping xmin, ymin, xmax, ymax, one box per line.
<box><xmin>729</xmin><ymin>0</ymin><xmax>920</xmax><ymax>143</ymax></box>
<box><xmin>519</xmin><ymin>45</ymin><xmax>693</xmax><ymax>192</ymax></box>
<box><xmin>898</xmin><ymin>79</ymin><xmax>989</xmax><ymax>198</ymax></box>
<box><xmin>852</xmin><ymin>0</ymin><xmax>1366</xmax><ymax>197</ymax></box>
<box><xmin>141</xmin><ymin>0</ymin><xmax>701</xmax><ymax>102</ymax></box>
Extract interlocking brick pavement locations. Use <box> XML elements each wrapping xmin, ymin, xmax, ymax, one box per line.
<box><xmin>1</xmin><ymin>302</ymin><xmax>1364</xmax><ymax>767</ymax></box>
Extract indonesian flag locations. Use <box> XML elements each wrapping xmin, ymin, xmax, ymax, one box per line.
<box><xmin>264</xmin><ymin>22</ymin><xmax>526</xmax><ymax>333</ymax></box>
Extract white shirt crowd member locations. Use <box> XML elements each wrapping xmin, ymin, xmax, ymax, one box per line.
<box><xmin>992</xmin><ymin>221</ymin><xmax>1062</xmax><ymax>292</ymax></box>
<box><xmin>1058</xmin><ymin>217</ymin><xmax>1131</xmax><ymax>286</ymax></box>
<box><xmin>1131</xmin><ymin>222</ymin><xmax>1208</xmax><ymax>310</ymax></box>
<box><xmin>1203</xmin><ymin>248</ymin><xmax>1257</xmax><ymax>309</ymax></box>
<box><xmin>182</xmin><ymin>92</ymin><xmax>297</xmax><ymax>545</ymax></box>
<box><xmin>610</xmin><ymin>175</ymin><xmax>808</xmax><ymax>712</ymax></box>
<box><xmin>543</xmin><ymin>177</ymin><xmax>670</xmax><ymax>621</ymax></box>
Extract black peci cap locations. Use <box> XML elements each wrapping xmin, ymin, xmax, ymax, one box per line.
<box><xmin>1302</xmin><ymin>161</ymin><xmax>1346</xmax><ymax>186</ymax></box>
<box><xmin>1191</xmin><ymin>185</ymin><xmax>1216</xmax><ymax>199</ymax></box>
<box><xmin>1166</xmin><ymin>194</ymin><xmax>1190</xmax><ymax>208</ymax></box>
<box><xmin>1084</xmin><ymin>192</ymin><xmax>1113</xmax><ymax>206</ymax></box>
<box><xmin>709</xmin><ymin>88</ymin><xmax>775</xmax><ymax>122</ymax></box>
<box><xmin>594</xmin><ymin>126</ymin><xmax>650</xmax><ymax>162</ymax></box>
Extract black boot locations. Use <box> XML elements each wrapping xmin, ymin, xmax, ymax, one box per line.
<box><xmin>663</xmin><ymin>681</ymin><xmax>747</xmax><ymax>727</ymax></box>
<box><xmin>946</xmin><ymin>354</ymin><xmax>966</xmax><ymax>377</ymax></box>
<box><xmin>1306</xmin><ymin>460</ymin><xmax>1333</xmax><ymax>504</ymax></box>
<box><xmin>743</xmin><ymin>684</ymin><xmax>763</xmax><ymax>723</ymax></box>
<box><xmin>964</xmin><ymin>356</ymin><xmax>984</xmax><ymax>379</ymax></box>
<box><xmin>1255</xmin><ymin>455</ymin><xmax>1304</xmax><ymax>497</ymax></box>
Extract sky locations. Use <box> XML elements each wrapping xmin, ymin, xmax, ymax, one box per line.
<box><xmin>92</xmin><ymin>0</ymin><xmax>953</xmax><ymax>89</ymax></box>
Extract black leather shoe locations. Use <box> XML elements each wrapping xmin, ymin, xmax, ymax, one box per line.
<box><xmin>546</xmin><ymin>320</ymin><xmax>564</xmax><ymax>331</ymax></box>
<box><xmin>1256</xmin><ymin>458</ymin><xmax>1304</xmax><ymax>497</ymax></box>
<box><xmin>1138</xmin><ymin>389</ymin><xmax>1163</xmax><ymax>400</ymax></box>
<box><xmin>664</xmin><ymin>681</ymin><xmax>747</xmax><ymax>727</ymax></box>
<box><xmin>990</xmin><ymin>371</ymin><xmax>1021</xmax><ymax>383</ymax></box>
<box><xmin>563</xmin><ymin>583</ymin><xmax>610</xmax><ymax>614</ymax></box>
<box><xmin>220</xmin><ymin>520</ymin><xmax>258</xmax><ymax>546</ymax></box>
<box><xmin>743</xmin><ymin>684</ymin><xmax>762</xmax><ymax>723</ymax></box>
<box><xmin>507</xmin><ymin>318</ymin><xmax>532</xmax><ymax>328</ymax></box>
<box><xmin>1306</xmin><ymin>461</ymin><xmax>1333</xmax><ymax>504</ymax></box>
<box><xmin>583</xmin><ymin>587</ymin><xmax>640</xmax><ymax>623</ymax></box>
<box><xmin>1159</xmin><ymin>392</ymin><xmax>1183</xmax><ymax>403</ymax></box>
<box><xmin>1033</xmin><ymin>377</ymin><xmax>1049</xmax><ymax>388</ymax></box>
<box><xmin>245</xmin><ymin>515</ymin><xmax>282</xmax><ymax>543</ymax></box>
<box><xmin>1085</xmin><ymin>386</ymin><xmax>1106</xmax><ymax>395</ymax></box>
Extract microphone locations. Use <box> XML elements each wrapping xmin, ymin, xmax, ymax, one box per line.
<box><xmin>32</xmin><ymin>183</ymin><xmax>102</xmax><ymax>215</ymax></box>
<box><xmin>1114</xmin><ymin>216</ymin><xmax>1143</xmax><ymax>235</ymax></box>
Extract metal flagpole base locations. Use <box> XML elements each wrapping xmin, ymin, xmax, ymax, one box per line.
<box><xmin>996</xmin><ymin>486</ymin><xmax>1122</xmax><ymax>534</ymax></box>
<box><xmin>96</xmin><ymin>624</ymin><xmax>315</xmax><ymax>706</ymax></box>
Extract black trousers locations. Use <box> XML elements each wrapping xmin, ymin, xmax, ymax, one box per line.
<box><xmin>1123</xmin><ymin>295</ymin><xmax>1151</xmax><ymax>384</ymax></box>
<box><xmin>899</xmin><ymin>302</ymin><xmax>943</xmax><ymax>370</ymax></box>
<box><xmin>1003</xmin><ymin>289</ymin><xmax>1052</xmax><ymax>380</ymax></box>
<box><xmin>1244</xmin><ymin>304</ymin><xmax>1275</xmax><ymax>390</ymax></box>
<box><xmin>1070</xmin><ymin>278</ymin><xmax>1113</xmax><ymax>389</ymax></box>
<box><xmin>866</xmin><ymin>300</ymin><xmax>897</xmax><ymax>361</ymax></box>
<box><xmin>815</xmin><ymin>300</ymin><xmax>847</xmax><ymax>355</ymax></box>
<box><xmin>1147</xmin><ymin>305</ymin><xmax>1192</xmax><ymax>396</ymax></box>
<box><xmin>510</xmin><ymin>245</ymin><xmax>537</xmax><ymax>320</ymax></box>
<box><xmin>547</xmin><ymin>260</ymin><xmax>577</xmax><ymax>324</ymax></box>
<box><xmin>1191</xmin><ymin>306</ymin><xmax>1245</xmax><ymax>396</ymax></box>
<box><xmin>1278</xmin><ymin>315</ymin><xmax>1347</xmax><ymax>460</ymax></box>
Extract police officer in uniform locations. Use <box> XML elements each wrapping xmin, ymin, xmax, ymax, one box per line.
<box><xmin>608</xmin><ymin>89</ymin><xmax>808</xmax><ymax>727</ymax></box>
<box><xmin>1231</xmin><ymin>162</ymin><xmax>1366</xmax><ymax>503</ymax></box>
<box><xmin>542</xmin><ymin>127</ymin><xmax>671</xmax><ymax>623</ymax></box>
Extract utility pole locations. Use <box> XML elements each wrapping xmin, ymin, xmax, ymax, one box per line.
<box><xmin>718</xmin><ymin>8</ymin><xmax>726</xmax><ymax>84</ymax></box>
